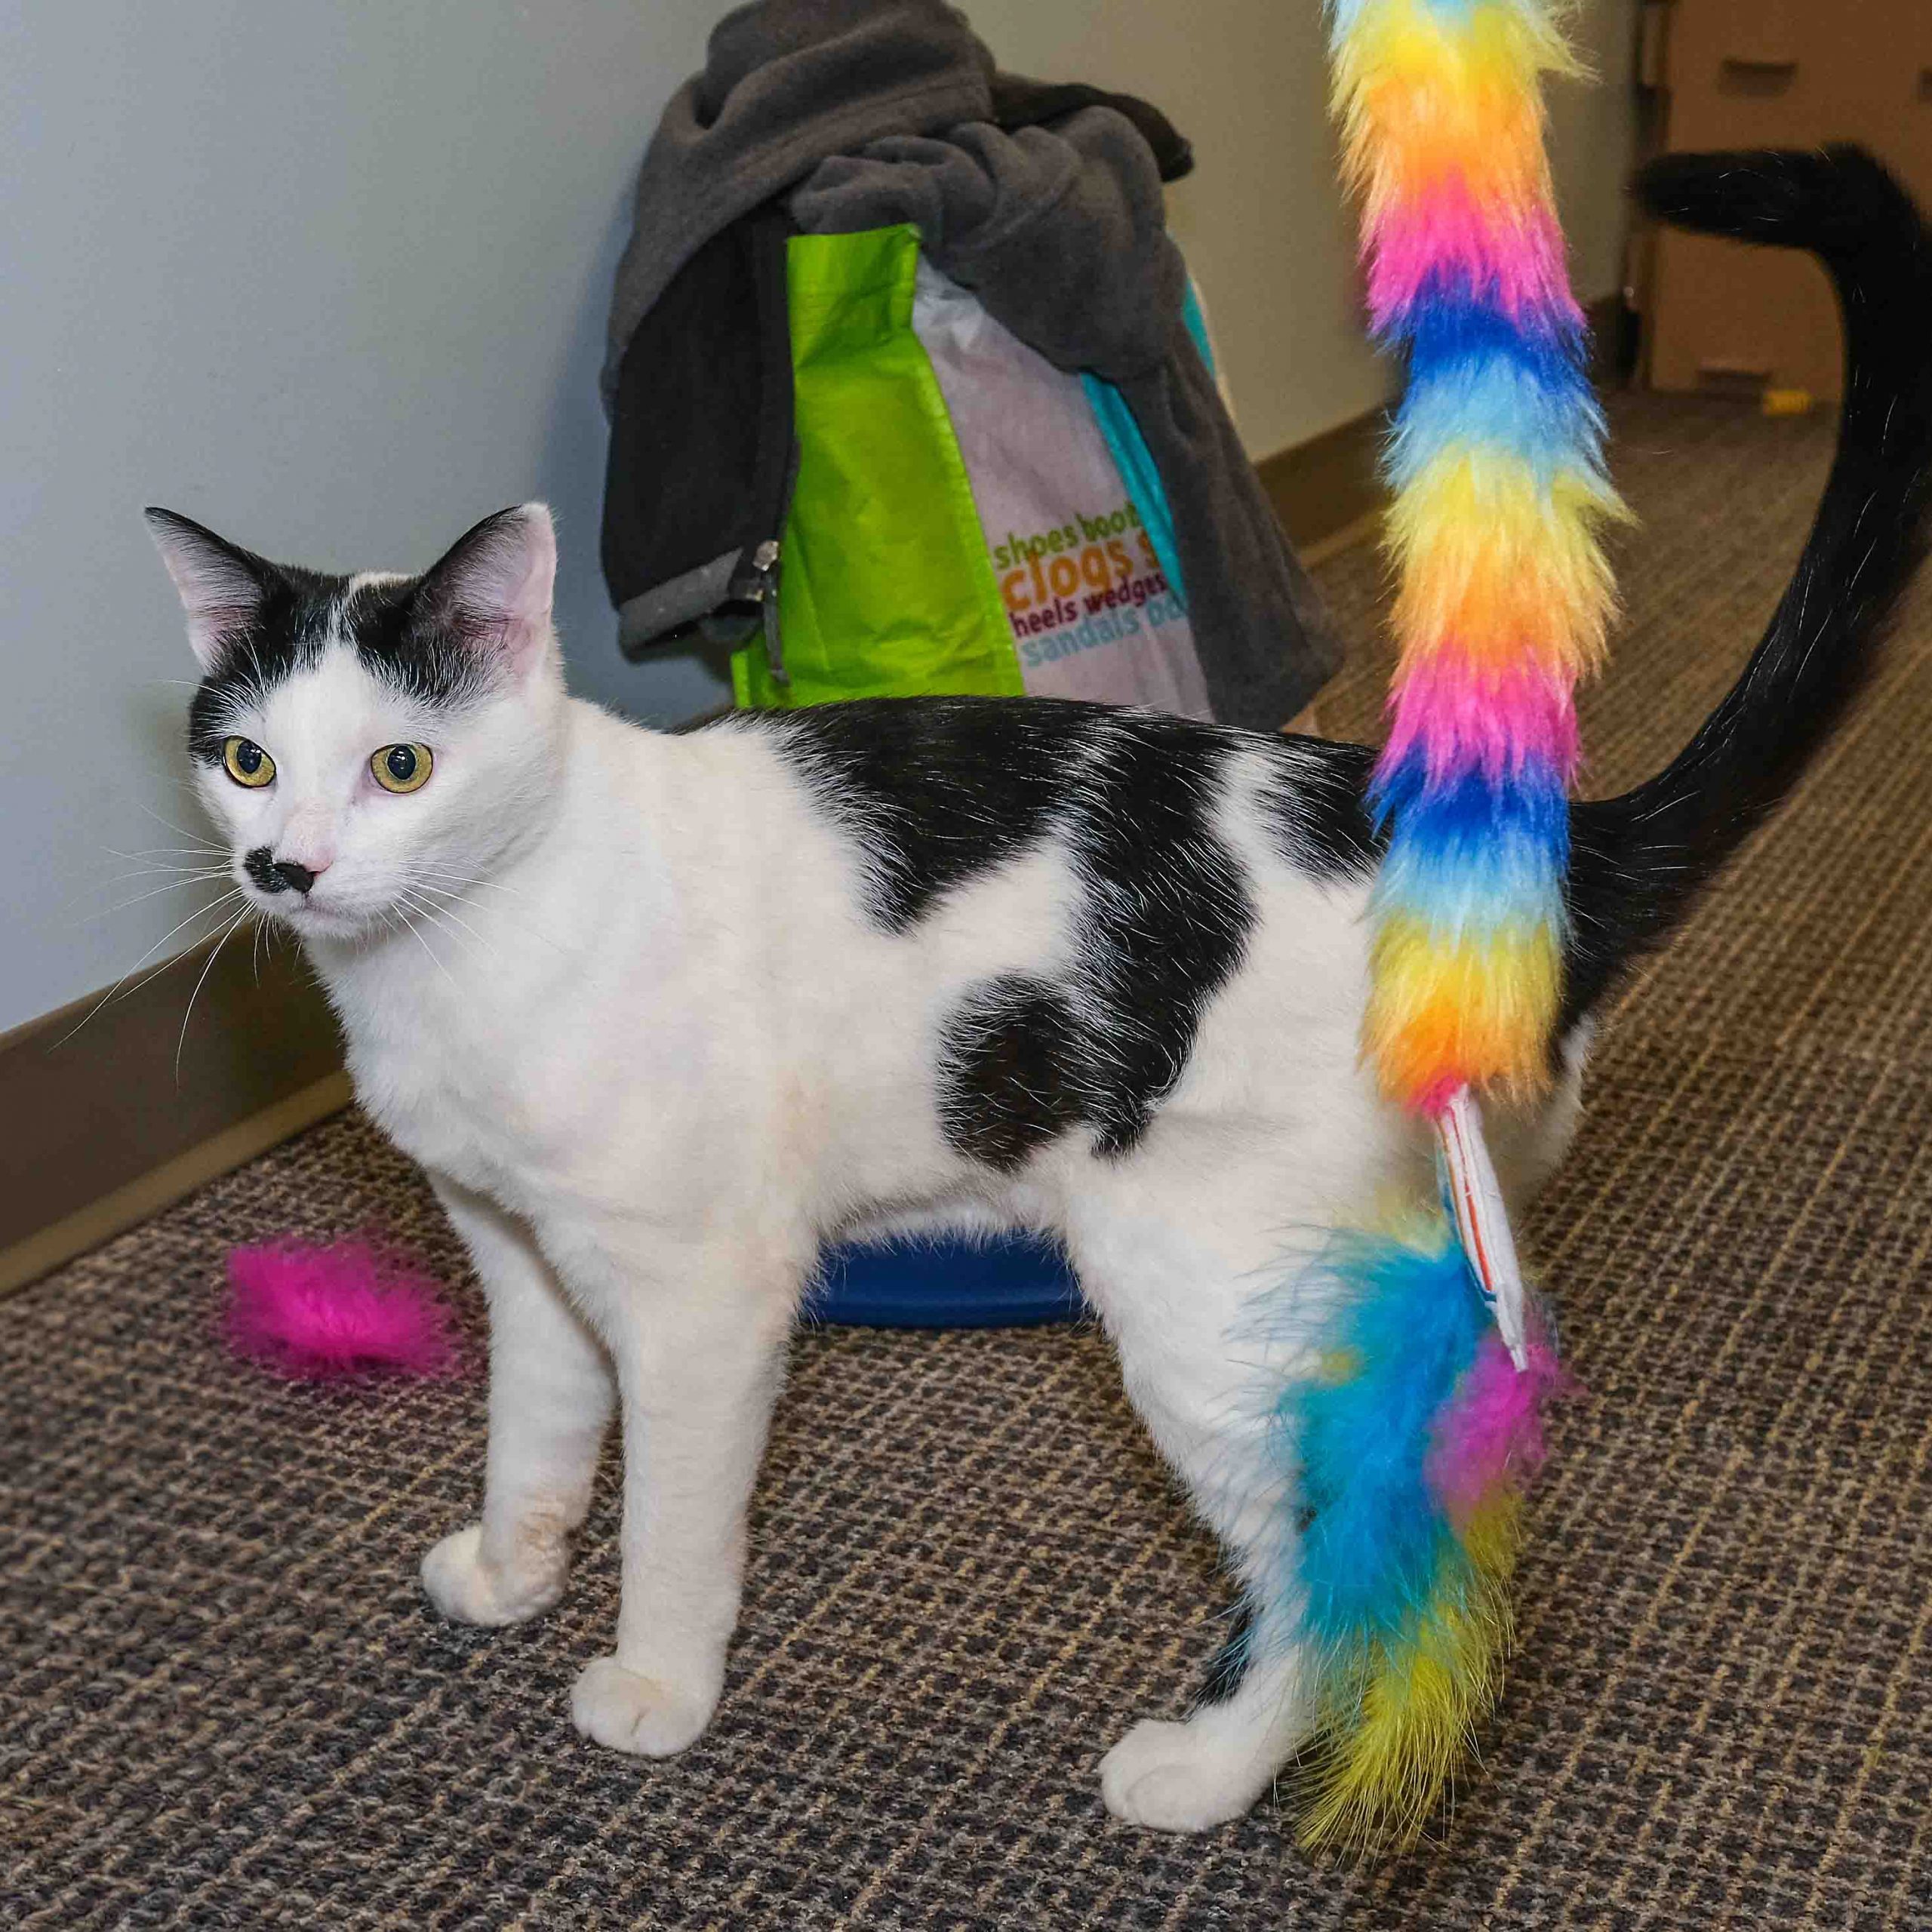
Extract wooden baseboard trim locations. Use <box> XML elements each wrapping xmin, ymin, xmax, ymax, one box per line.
<box><xmin>0</xmin><ymin>926</ymin><xmax>344</xmax><ymax>1294</ymax></box>
<box><xmin>0</xmin><ymin>1072</ymin><xmax>352</xmax><ymax>1298</ymax></box>
<box><xmin>1297</xmin><ymin>506</ymin><xmax>1383</xmax><ymax>571</ymax></box>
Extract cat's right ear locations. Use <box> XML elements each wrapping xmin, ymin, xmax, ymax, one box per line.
<box><xmin>144</xmin><ymin>508</ymin><xmax>275</xmax><ymax>669</ymax></box>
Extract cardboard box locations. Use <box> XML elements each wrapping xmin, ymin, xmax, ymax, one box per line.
<box><xmin>1646</xmin><ymin>0</ymin><xmax>1932</xmax><ymax>401</ymax></box>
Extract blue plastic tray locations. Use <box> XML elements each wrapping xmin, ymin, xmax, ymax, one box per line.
<box><xmin>805</xmin><ymin>1231</ymin><xmax>1084</xmax><ymax>1328</ymax></box>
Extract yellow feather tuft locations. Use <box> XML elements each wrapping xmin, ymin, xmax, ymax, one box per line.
<box><xmin>1299</xmin><ymin>1497</ymin><xmax>1524</xmax><ymax>1857</ymax></box>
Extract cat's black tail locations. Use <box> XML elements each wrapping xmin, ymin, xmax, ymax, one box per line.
<box><xmin>1563</xmin><ymin>146</ymin><xmax>1932</xmax><ymax>1026</ymax></box>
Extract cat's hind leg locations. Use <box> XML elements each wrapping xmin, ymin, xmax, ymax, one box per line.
<box><xmin>1063</xmin><ymin>1161</ymin><xmax>1334</xmax><ymax>1833</ymax></box>
<box><xmin>1100</xmin><ymin>1638</ymin><xmax>1308</xmax><ymax>1834</ymax></box>
<box><xmin>420</xmin><ymin>1176</ymin><xmax>616</xmax><ymax>1628</ymax></box>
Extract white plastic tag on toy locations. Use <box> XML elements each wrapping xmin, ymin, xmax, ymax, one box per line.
<box><xmin>1437</xmin><ymin>1088</ymin><xmax>1530</xmax><ymax>1371</ymax></box>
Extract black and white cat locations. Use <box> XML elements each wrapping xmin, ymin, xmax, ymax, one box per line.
<box><xmin>148</xmin><ymin>150</ymin><xmax>1930</xmax><ymax>1832</ymax></box>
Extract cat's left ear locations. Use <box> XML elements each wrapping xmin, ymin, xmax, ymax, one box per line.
<box><xmin>416</xmin><ymin>503</ymin><xmax>557</xmax><ymax>675</ymax></box>
<box><xmin>144</xmin><ymin>507</ymin><xmax>277</xmax><ymax>670</ymax></box>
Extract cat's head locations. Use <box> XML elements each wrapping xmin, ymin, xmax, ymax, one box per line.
<box><xmin>149</xmin><ymin>503</ymin><xmax>565</xmax><ymax>942</ymax></box>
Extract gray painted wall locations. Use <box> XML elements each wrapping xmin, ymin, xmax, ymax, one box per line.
<box><xmin>0</xmin><ymin>0</ymin><xmax>1636</xmax><ymax>1037</ymax></box>
<box><xmin>2</xmin><ymin>0</ymin><xmax>716</xmax><ymax>1033</ymax></box>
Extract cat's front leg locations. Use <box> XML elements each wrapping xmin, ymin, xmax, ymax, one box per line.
<box><xmin>420</xmin><ymin>1176</ymin><xmax>615</xmax><ymax>1628</ymax></box>
<box><xmin>562</xmin><ymin>1235</ymin><xmax>798</xmax><ymax>1760</ymax></box>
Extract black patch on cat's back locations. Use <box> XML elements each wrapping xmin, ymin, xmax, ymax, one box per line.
<box><xmin>807</xmin><ymin>700</ymin><xmax>1262</xmax><ymax>1165</ymax></box>
<box><xmin>1256</xmin><ymin>734</ymin><xmax>1383</xmax><ymax>883</ymax></box>
<box><xmin>744</xmin><ymin>696</ymin><xmax>1105</xmax><ymax>928</ymax></box>
<box><xmin>1069</xmin><ymin>715</ymin><xmax>1257</xmax><ymax>1154</ymax></box>
<box><xmin>937</xmin><ymin>974</ymin><xmax>1088</xmax><ymax>1172</ymax></box>
<box><xmin>749</xmin><ymin>697</ymin><xmax>1389</xmax><ymax>1165</ymax></box>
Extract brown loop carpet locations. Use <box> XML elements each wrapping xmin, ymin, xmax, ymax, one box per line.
<box><xmin>4</xmin><ymin>395</ymin><xmax>1929</xmax><ymax>1928</ymax></box>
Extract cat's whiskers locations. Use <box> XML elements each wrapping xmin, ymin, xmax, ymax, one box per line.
<box><xmin>389</xmin><ymin>896</ymin><xmax>460</xmax><ymax>990</ymax></box>
<box><xmin>176</xmin><ymin>902</ymin><xmax>257</xmax><ymax>1076</ymax></box>
<box><xmin>116</xmin><ymin>888</ymin><xmax>252</xmax><ymax>986</ymax></box>
<box><xmin>53</xmin><ymin>886</ymin><xmax>251</xmax><ymax>1051</ymax></box>
<box><xmin>66</xmin><ymin>857</ymin><xmax>231</xmax><ymax>920</ymax></box>
<box><xmin>134</xmin><ymin>800</ymin><xmax>225</xmax><ymax>851</ymax></box>
<box><xmin>411</xmin><ymin>864</ymin><xmax>529</xmax><ymax>901</ymax></box>
<box><xmin>105</xmin><ymin>841</ymin><xmax>227</xmax><ymax>861</ymax></box>
<box><xmin>78</xmin><ymin>869</ymin><xmax>236</xmax><ymax>922</ymax></box>
<box><xmin>400</xmin><ymin>887</ymin><xmax>495</xmax><ymax>961</ymax></box>
<box><xmin>92</xmin><ymin>838</ymin><xmax>230</xmax><ymax>903</ymax></box>
<box><xmin>408</xmin><ymin>872</ymin><xmax>568</xmax><ymax>956</ymax></box>
<box><xmin>96</xmin><ymin>862</ymin><xmax>232</xmax><ymax>885</ymax></box>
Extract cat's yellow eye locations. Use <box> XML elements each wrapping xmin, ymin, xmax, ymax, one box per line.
<box><xmin>371</xmin><ymin>742</ymin><xmax>433</xmax><ymax>794</ymax></box>
<box><xmin>222</xmin><ymin>737</ymin><xmax>275</xmax><ymax>788</ymax></box>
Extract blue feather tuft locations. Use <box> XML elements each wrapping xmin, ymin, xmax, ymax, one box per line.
<box><xmin>1284</xmin><ymin>1224</ymin><xmax>1489</xmax><ymax>1650</ymax></box>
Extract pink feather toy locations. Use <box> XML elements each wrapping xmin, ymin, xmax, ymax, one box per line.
<box><xmin>225</xmin><ymin>1238</ymin><xmax>462</xmax><ymax>1380</ymax></box>
<box><xmin>1423</xmin><ymin>1328</ymin><xmax>1571</xmax><ymax>1532</ymax></box>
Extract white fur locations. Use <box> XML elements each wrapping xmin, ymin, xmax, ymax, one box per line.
<box><xmin>180</xmin><ymin>519</ymin><xmax>1585</xmax><ymax>1832</ymax></box>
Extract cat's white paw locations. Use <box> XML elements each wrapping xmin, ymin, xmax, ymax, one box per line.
<box><xmin>420</xmin><ymin>1523</ymin><xmax>568</xmax><ymax>1628</ymax></box>
<box><xmin>570</xmin><ymin>1656</ymin><xmax>718</xmax><ymax>1758</ymax></box>
<box><xmin>1100</xmin><ymin>1715</ymin><xmax>1275</xmax><ymax>1833</ymax></box>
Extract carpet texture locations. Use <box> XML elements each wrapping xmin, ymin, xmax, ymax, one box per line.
<box><xmin>5</xmin><ymin>395</ymin><xmax>1930</xmax><ymax>1928</ymax></box>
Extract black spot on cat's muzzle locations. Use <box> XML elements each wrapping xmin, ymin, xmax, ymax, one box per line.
<box><xmin>245</xmin><ymin>847</ymin><xmax>315</xmax><ymax>895</ymax></box>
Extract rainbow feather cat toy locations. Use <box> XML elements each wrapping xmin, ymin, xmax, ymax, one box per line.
<box><xmin>1278</xmin><ymin>0</ymin><xmax>1623</xmax><ymax>1854</ymax></box>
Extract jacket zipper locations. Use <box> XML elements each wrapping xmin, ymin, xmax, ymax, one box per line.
<box><xmin>740</xmin><ymin>537</ymin><xmax>786</xmax><ymax>685</ymax></box>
